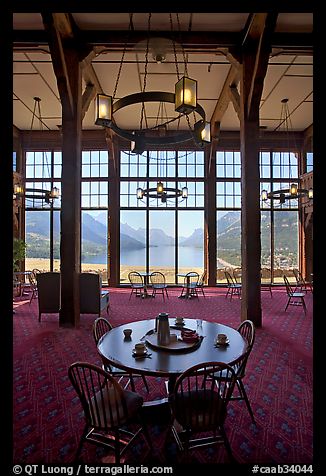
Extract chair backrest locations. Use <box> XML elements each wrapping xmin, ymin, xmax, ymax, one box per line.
<box><xmin>233</xmin><ymin>267</ymin><xmax>242</xmax><ymax>284</ymax></box>
<box><xmin>283</xmin><ymin>275</ymin><xmax>294</xmax><ymax>295</ymax></box>
<box><xmin>80</xmin><ymin>272</ymin><xmax>103</xmax><ymax>314</ymax></box>
<box><xmin>293</xmin><ymin>268</ymin><xmax>305</xmax><ymax>286</ymax></box>
<box><xmin>150</xmin><ymin>271</ymin><xmax>166</xmax><ymax>286</ymax></box>
<box><xmin>93</xmin><ymin>317</ymin><xmax>113</xmax><ymax>345</ymax></box>
<box><xmin>171</xmin><ymin>361</ymin><xmax>236</xmax><ymax>432</ymax></box>
<box><xmin>68</xmin><ymin>362</ymin><xmax>130</xmax><ymax>431</ymax></box>
<box><xmin>28</xmin><ymin>271</ymin><xmax>37</xmax><ymax>290</ymax></box>
<box><xmin>236</xmin><ymin>320</ymin><xmax>255</xmax><ymax>378</ymax></box>
<box><xmin>197</xmin><ymin>270</ymin><xmax>207</xmax><ymax>286</ymax></box>
<box><xmin>224</xmin><ymin>270</ymin><xmax>236</xmax><ymax>286</ymax></box>
<box><xmin>128</xmin><ymin>271</ymin><xmax>144</xmax><ymax>287</ymax></box>
<box><xmin>36</xmin><ymin>272</ymin><xmax>61</xmax><ymax>313</ymax></box>
<box><xmin>185</xmin><ymin>271</ymin><xmax>199</xmax><ymax>287</ymax></box>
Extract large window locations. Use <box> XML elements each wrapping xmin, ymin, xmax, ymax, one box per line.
<box><xmin>120</xmin><ymin>150</ymin><xmax>205</xmax><ymax>283</ymax></box>
<box><xmin>216</xmin><ymin>151</ymin><xmax>241</xmax><ymax>282</ymax></box>
<box><xmin>25</xmin><ymin>151</ymin><xmax>62</xmax><ymax>271</ymax></box>
<box><xmin>260</xmin><ymin>150</ymin><xmax>299</xmax><ymax>282</ymax></box>
<box><xmin>81</xmin><ymin>150</ymin><xmax>109</xmax><ymax>283</ymax></box>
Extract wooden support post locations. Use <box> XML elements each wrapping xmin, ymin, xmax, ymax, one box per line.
<box><xmin>59</xmin><ymin>48</ymin><xmax>82</xmax><ymax>328</ymax></box>
<box><xmin>205</xmin><ymin>145</ymin><xmax>217</xmax><ymax>286</ymax></box>
<box><xmin>108</xmin><ymin>137</ymin><xmax>120</xmax><ymax>287</ymax></box>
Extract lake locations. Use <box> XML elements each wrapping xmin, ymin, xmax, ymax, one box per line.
<box><xmin>83</xmin><ymin>246</ymin><xmax>204</xmax><ymax>267</ymax></box>
<box><xmin>83</xmin><ymin>246</ymin><xmax>228</xmax><ymax>268</ymax></box>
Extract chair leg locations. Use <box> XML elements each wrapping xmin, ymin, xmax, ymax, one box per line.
<box><xmin>285</xmin><ymin>297</ymin><xmax>291</xmax><ymax>311</ymax></box>
<box><xmin>74</xmin><ymin>426</ymin><xmax>88</xmax><ymax>462</ymax></box>
<box><xmin>301</xmin><ymin>297</ymin><xmax>307</xmax><ymax>314</ymax></box>
<box><xmin>237</xmin><ymin>379</ymin><xmax>255</xmax><ymax>423</ymax></box>
<box><xmin>142</xmin><ymin>375</ymin><xmax>150</xmax><ymax>393</ymax></box>
<box><xmin>220</xmin><ymin>426</ymin><xmax>236</xmax><ymax>462</ymax></box>
<box><xmin>129</xmin><ymin>375</ymin><xmax>136</xmax><ymax>392</ymax></box>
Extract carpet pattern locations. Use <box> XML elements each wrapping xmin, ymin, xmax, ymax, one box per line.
<box><xmin>13</xmin><ymin>286</ymin><xmax>313</xmax><ymax>464</ymax></box>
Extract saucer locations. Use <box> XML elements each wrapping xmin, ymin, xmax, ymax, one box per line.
<box><xmin>175</xmin><ymin>319</ymin><xmax>185</xmax><ymax>326</ymax></box>
<box><xmin>215</xmin><ymin>338</ymin><xmax>230</xmax><ymax>346</ymax></box>
<box><xmin>132</xmin><ymin>349</ymin><xmax>148</xmax><ymax>357</ymax></box>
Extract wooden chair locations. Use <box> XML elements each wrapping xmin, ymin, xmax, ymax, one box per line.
<box><xmin>169</xmin><ymin>361</ymin><xmax>237</xmax><ymax>461</ymax></box>
<box><xmin>261</xmin><ymin>267</ymin><xmax>273</xmax><ymax>297</ymax></box>
<box><xmin>28</xmin><ymin>270</ymin><xmax>39</xmax><ymax>304</ymax></box>
<box><xmin>224</xmin><ymin>270</ymin><xmax>241</xmax><ymax>300</ymax></box>
<box><xmin>68</xmin><ymin>362</ymin><xmax>152</xmax><ymax>463</ymax></box>
<box><xmin>180</xmin><ymin>271</ymin><xmax>200</xmax><ymax>299</ymax></box>
<box><xmin>128</xmin><ymin>271</ymin><xmax>145</xmax><ymax>300</ymax></box>
<box><xmin>92</xmin><ymin>317</ymin><xmax>149</xmax><ymax>393</ymax></box>
<box><xmin>149</xmin><ymin>271</ymin><xmax>169</xmax><ymax>300</ymax></box>
<box><xmin>293</xmin><ymin>268</ymin><xmax>313</xmax><ymax>294</ymax></box>
<box><xmin>283</xmin><ymin>275</ymin><xmax>307</xmax><ymax>313</ymax></box>
<box><xmin>36</xmin><ymin>272</ymin><xmax>61</xmax><ymax>322</ymax></box>
<box><xmin>206</xmin><ymin>320</ymin><xmax>256</xmax><ymax>423</ymax></box>
<box><xmin>195</xmin><ymin>270</ymin><xmax>207</xmax><ymax>297</ymax></box>
<box><xmin>232</xmin><ymin>267</ymin><xmax>242</xmax><ymax>284</ymax></box>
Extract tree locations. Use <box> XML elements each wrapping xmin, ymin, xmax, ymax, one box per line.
<box><xmin>13</xmin><ymin>238</ymin><xmax>26</xmax><ymax>272</ymax></box>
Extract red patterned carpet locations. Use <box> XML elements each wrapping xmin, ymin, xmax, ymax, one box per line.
<box><xmin>13</xmin><ymin>286</ymin><xmax>313</xmax><ymax>465</ymax></box>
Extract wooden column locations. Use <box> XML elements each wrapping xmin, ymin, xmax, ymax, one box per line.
<box><xmin>108</xmin><ymin>135</ymin><xmax>120</xmax><ymax>287</ymax></box>
<box><xmin>240</xmin><ymin>105</ymin><xmax>262</xmax><ymax>326</ymax></box>
<box><xmin>59</xmin><ymin>49</ymin><xmax>82</xmax><ymax>328</ymax></box>
<box><xmin>205</xmin><ymin>145</ymin><xmax>217</xmax><ymax>286</ymax></box>
<box><xmin>239</xmin><ymin>13</ymin><xmax>278</xmax><ymax>327</ymax></box>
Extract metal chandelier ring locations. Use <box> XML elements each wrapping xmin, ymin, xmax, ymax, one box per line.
<box><xmin>108</xmin><ymin>91</ymin><xmax>206</xmax><ymax>145</ymax></box>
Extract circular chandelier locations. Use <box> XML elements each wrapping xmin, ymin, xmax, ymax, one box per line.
<box><xmin>94</xmin><ymin>13</ymin><xmax>211</xmax><ymax>154</ymax></box>
<box><xmin>261</xmin><ymin>98</ymin><xmax>313</xmax><ymax>206</ymax></box>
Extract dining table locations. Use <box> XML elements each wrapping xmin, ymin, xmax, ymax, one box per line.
<box><xmin>97</xmin><ymin>317</ymin><xmax>247</xmax><ymax>395</ymax></box>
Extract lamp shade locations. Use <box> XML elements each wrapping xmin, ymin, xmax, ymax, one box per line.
<box><xmin>201</xmin><ymin>122</ymin><xmax>211</xmax><ymax>143</ymax></box>
<box><xmin>290</xmin><ymin>183</ymin><xmax>298</xmax><ymax>196</ymax></box>
<box><xmin>136</xmin><ymin>187</ymin><xmax>144</xmax><ymax>199</ymax></box>
<box><xmin>308</xmin><ymin>188</ymin><xmax>313</xmax><ymax>199</ymax></box>
<box><xmin>261</xmin><ymin>189</ymin><xmax>268</xmax><ymax>201</ymax></box>
<box><xmin>95</xmin><ymin>94</ymin><xmax>112</xmax><ymax>126</ymax></box>
<box><xmin>175</xmin><ymin>76</ymin><xmax>197</xmax><ymax>114</ymax></box>
<box><xmin>157</xmin><ymin>181</ymin><xmax>164</xmax><ymax>195</ymax></box>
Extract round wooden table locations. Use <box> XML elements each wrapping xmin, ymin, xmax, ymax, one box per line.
<box><xmin>97</xmin><ymin>318</ymin><xmax>247</xmax><ymax>393</ymax></box>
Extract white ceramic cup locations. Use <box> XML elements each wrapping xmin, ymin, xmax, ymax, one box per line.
<box><xmin>123</xmin><ymin>328</ymin><xmax>132</xmax><ymax>338</ymax></box>
<box><xmin>134</xmin><ymin>342</ymin><xmax>146</xmax><ymax>354</ymax></box>
<box><xmin>217</xmin><ymin>333</ymin><xmax>227</xmax><ymax>344</ymax></box>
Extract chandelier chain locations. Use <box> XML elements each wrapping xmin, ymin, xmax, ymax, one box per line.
<box><xmin>140</xmin><ymin>12</ymin><xmax>152</xmax><ymax>131</ymax></box>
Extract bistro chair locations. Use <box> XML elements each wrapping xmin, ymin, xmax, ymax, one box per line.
<box><xmin>261</xmin><ymin>267</ymin><xmax>273</xmax><ymax>297</ymax></box>
<box><xmin>28</xmin><ymin>270</ymin><xmax>39</xmax><ymax>304</ymax></box>
<box><xmin>169</xmin><ymin>361</ymin><xmax>237</xmax><ymax>461</ymax></box>
<box><xmin>92</xmin><ymin>317</ymin><xmax>149</xmax><ymax>393</ymax></box>
<box><xmin>195</xmin><ymin>270</ymin><xmax>207</xmax><ymax>297</ymax></box>
<box><xmin>293</xmin><ymin>268</ymin><xmax>313</xmax><ymax>294</ymax></box>
<box><xmin>233</xmin><ymin>267</ymin><xmax>242</xmax><ymax>284</ymax></box>
<box><xmin>283</xmin><ymin>275</ymin><xmax>307</xmax><ymax>313</ymax></box>
<box><xmin>206</xmin><ymin>320</ymin><xmax>256</xmax><ymax>423</ymax></box>
<box><xmin>180</xmin><ymin>271</ymin><xmax>200</xmax><ymax>299</ymax></box>
<box><xmin>224</xmin><ymin>270</ymin><xmax>241</xmax><ymax>300</ymax></box>
<box><xmin>128</xmin><ymin>271</ymin><xmax>145</xmax><ymax>300</ymax></box>
<box><xmin>68</xmin><ymin>362</ymin><xmax>152</xmax><ymax>463</ymax></box>
<box><xmin>149</xmin><ymin>271</ymin><xmax>169</xmax><ymax>300</ymax></box>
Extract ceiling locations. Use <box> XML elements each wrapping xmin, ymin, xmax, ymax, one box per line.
<box><xmin>13</xmin><ymin>12</ymin><xmax>313</xmax><ymax>135</ymax></box>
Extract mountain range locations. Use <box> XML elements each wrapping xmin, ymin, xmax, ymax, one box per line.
<box><xmin>25</xmin><ymin>209</ymin><xmax>298</xmax><ymax>261</ymax></box>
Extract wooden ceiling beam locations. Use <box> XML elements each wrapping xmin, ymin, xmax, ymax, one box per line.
<box><xmin>242</xmin><ymin>13</ymin><xmax>278</xmax><ymax>118</ymax></box>
<box><xmin>13</xmin><ymin>30</ymin><xmax>313</xmax><ymax>53</ymax></box>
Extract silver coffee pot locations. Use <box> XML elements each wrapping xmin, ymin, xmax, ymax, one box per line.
<box><xmin>156</xmin><ymin>312</ymin><xmax>170</xmax><ymax>345</ymax></box>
